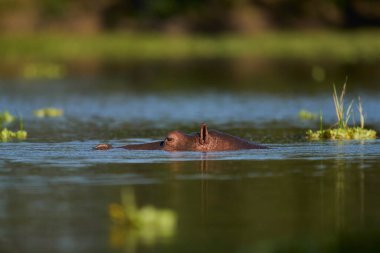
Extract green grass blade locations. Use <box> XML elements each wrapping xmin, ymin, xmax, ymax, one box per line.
<box><xmin>358</xmin><ymin>96</ymin><xmax>365</xmax><ymax>128</ymax></box>
<box><xmin>344</xmin><ymin>99</ymin><xmax>354</xmax><ymax>128</ymax></box>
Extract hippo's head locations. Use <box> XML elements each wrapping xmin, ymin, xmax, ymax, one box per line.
<box><xmin>162</xmin><ymin>123</ymin><xmax>209</xmax><ymax>152</ymax></box>
<box><xmin>94</xmin><ymin>123</ymin><xmax>265</xmax><ymax>151</ymax></box>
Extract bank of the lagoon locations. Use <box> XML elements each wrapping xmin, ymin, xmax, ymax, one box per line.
<box><xmin>2</xmin><ymin>31</ymin><xmax>380</xmax><ymax>62</ymax></box>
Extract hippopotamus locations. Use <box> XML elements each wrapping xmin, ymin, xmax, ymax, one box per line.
<box><xmin>95</xmin><ymin>123</ymin><xmax>266</xmax><ymax>152</ymax></box>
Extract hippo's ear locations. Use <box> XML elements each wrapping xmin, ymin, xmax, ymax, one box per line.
<box><xmin>199</xmin><ymin>123</ymin><xmax>209</xmax><ymax>145</ymax></box>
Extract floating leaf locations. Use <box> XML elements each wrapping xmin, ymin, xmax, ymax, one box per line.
<box><xmin>16</xmin><ymin>130</ymin><xmax>27</xmax><ymax>140</ymax></box>
<box><xmin>0</xmin><ymin>111</ymin><xmax>15</xmax><ymax>124</ymax></box>
<box><xmin>298</xmin><ymin>110</ymin><xmax>318</xmax><ymax>120</ymax></box>
<box><xmin>1</xmin><ymin>128</ymin><xmax>28</xmax><ymax>142</ymax></box>
<box><xmin>34</xmin><ymin>107</ymin><xmax>64</xmax><ymax>118</ymax></box>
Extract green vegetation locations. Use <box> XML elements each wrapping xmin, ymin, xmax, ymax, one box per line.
<box><xmin>306</xmin><ymin>83</ymin><xmax>377</xmax><ymax>140</ymax></box>
<box><xmin>1</xmin><ymin>107</ymin><xmax>63</xmax><ymax>142</ymax></box>
<box><xmin>0</xmin><ymin>111</ymin><xmax>27</xmax><ymax>142</ymax></box>
<box><xmin>298</xmin><ymin>110</ymin><xmax>318</xmax><ymax>121</ymax></box>
<box><xmin>34</xmin><ymin>107</ymin><xmax>64</xmax><ymax>118</ymax></box>
<box><xmin>307</xmin><ymin>127</ymin><xmax>376</xmax><ymax>140</ymax></box>
<box><xmin>108</xmin><ymin>188</ymin><xmax>177</xmax><ymax>237</ymax></box>
<box><xmin>2</xmin><ymin>31</ymin><xmax>380</xmax><ymax>63</ymax></box>
<box><xmin>0</xmin><ymin>111</ymin><xmax>15</xmax><ymax>124</ymax></box>
<box><xmin>332</xmin><ymin>82</ymin><xmax>354</xmax><ymax>129</ymax></box>
<box><xmin>108</xmin><ymin>188</ymin><xmax>177</xmax><ymax>247</ymax></box>
<box><xmin>1</xmin><ymin>128</ymin><xmax>27</xmax><ymax>142</ymax></box>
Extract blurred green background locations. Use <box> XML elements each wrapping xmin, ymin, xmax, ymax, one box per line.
<box><xmin>0</xmin><ymin>0</ymin><xmax>380</xmax><ymax>91</ymax></box>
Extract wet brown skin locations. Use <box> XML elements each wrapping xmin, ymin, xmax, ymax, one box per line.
<box><xmin>94</xmin><ymin>123</ymin><xmax>267</xmax><ymax>152</ymax></box>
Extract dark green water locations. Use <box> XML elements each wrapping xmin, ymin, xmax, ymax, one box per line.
<box><xmin>1</xmin><ymin>70</ymin><xmax>380</xmax><ymax>253</ymax></box>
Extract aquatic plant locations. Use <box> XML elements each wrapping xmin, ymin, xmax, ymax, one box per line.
<box><xmin>358</xmin><ymin>96</ymin><xmax>365</xmax><ymax>129</ymax></box>
<box><xmin>16</xmin><ymin>116</ymin><xmax>27</xmax><ymax>140</ymax></box>
<box><xmin>306</xmin><ymin>83</ymin><xmax>377</xmax><ymax>140</ymax></box>
<box><xmin>108</xmin><ymin>188</ymin><xmax>177</xmax><ymax>247</ymax></box>
<box><xmin>0</xmin><ymin>111</ymin><xmax>15</xmax><ymax>124</ymax></box>
<box><xmin>332</xmin><ymin>82</ymin><xmax>354</xmax><ymax>129</ymax></box>
<box><xmin>306</xmin><ymin>127</ymin><xmax>376</xmax><ymax>140</ymax></box>
<box><xmin>0</xmin><ymin>111</ymin><xmax>28</xmax><ymax>142</ymax></box>
<box><xmin>298</xmin><ymin>109</ymin><xmax>318</xmax><ymax>120</ymax></box>
<box><xmin>0</xmin><ymin>128</ymin><xmax>28</xmax><ymax>142</ymax></box>
<box><xmin>34</xmin><ymin>107</ymin><xmax>64</xmax><ymax>118</ymax></box>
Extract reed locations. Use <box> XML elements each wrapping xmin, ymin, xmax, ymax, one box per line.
<box><xmin>332</xmin><ymin>81</ymin><xmax>355</xmax><ymax>129</ymax></box>
<box><xmin>358</xmin><ymin>96</ymin><xmax>365</xmax><ymax>129</ymax></box>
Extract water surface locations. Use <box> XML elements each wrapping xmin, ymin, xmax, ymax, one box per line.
<box><xmin>1</xmin><ymin>78</ymin><xmax>380</xmax><ymax>253</ymax></box>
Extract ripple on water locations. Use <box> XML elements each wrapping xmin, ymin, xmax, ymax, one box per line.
<box><xmin>1</xmin><ymin>139</ymin><xmax>379</xmax><ymax>168</ymax></box>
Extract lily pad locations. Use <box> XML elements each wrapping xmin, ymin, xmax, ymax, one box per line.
<box><xmin>34</xmin><ymin>107</ymin><xmax>64</xmax><ymax>118</ymax></box>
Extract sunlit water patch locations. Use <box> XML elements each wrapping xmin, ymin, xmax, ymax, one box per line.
<box><xmin>1</xmin><ymin>91</ymin><xmax>380</xmax><ymax>128</ymax></box>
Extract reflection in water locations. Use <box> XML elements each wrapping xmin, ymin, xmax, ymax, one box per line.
<box><xmin>0</xmin><ymin>157</ymin><xmax>380</xmax><ymax>252</ymax></box>
<box><xmin>330</xmin><ymin>142</ymin><xmax>367</xmax><ymax>233</ymax></box>
<box><xmin>201</xmin><ymin>180</ymin><xmax>209</xmax><ymax>220</ymax></box>
<box><xmin>108</xmin><ymin>187</ymin><xmax>177</xmax><ymax>252</ymax></box>
<box><xmin>200</xmin><ymin>157</ymin><xmax>209</xmax><ymax>219</ymax></box>
<box><xmin>335</xmin><ymin>157</ymin><xmax>346</xmax><ymax>232</ymax></box>
<box><xmin>169</xmin><ymin>156</ymin><xmax>378</xmax><ymax>253</ymax></box>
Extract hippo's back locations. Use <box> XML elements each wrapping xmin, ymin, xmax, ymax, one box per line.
<box><xmin>207</xmin><ymin>130</ymin><xmax>266</xmax><ymax>151</ymax></box>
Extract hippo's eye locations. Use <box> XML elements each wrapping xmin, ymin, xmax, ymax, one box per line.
<box><xmin>166</xmin><ymin>137</ymin><xmax>174</xmax><ymax>142</ymax></box>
